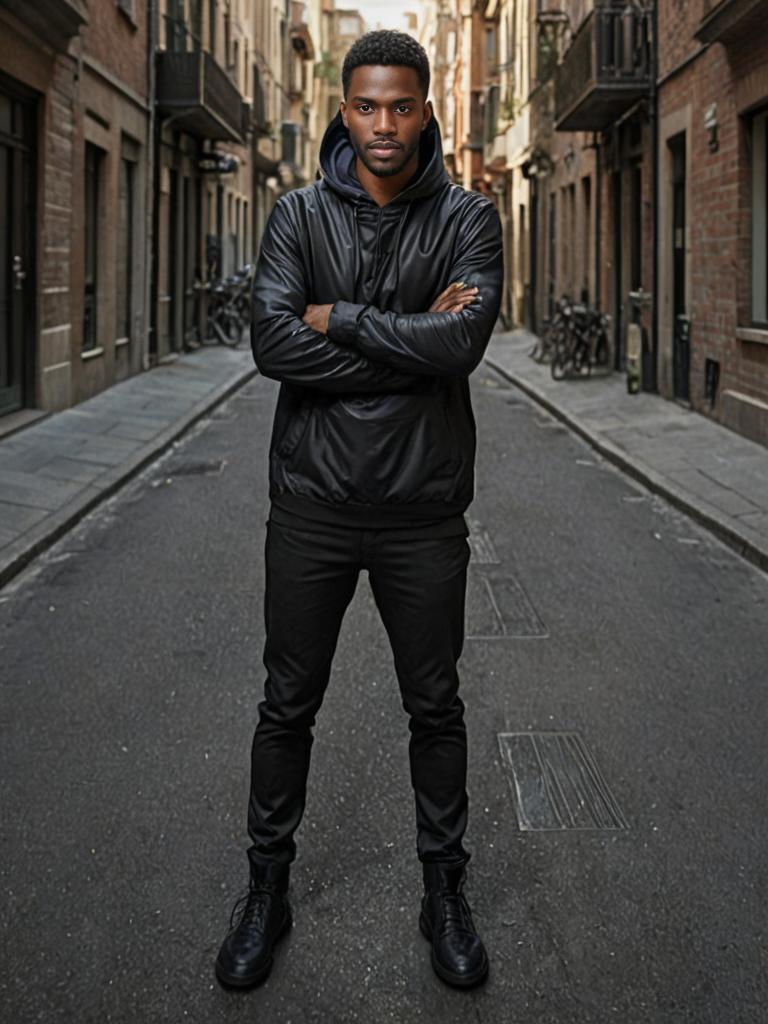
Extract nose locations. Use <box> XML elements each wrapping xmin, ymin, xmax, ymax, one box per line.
<box><xmin>373</xmin><ymin>109</ymin><xmax>396</xmax><ymax>136</ymax></box>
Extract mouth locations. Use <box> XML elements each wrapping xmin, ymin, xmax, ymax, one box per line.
<box><xmin>368</xmin><ymin>142</ymin><xmax>402</xmax><ymax>155</ymax></box>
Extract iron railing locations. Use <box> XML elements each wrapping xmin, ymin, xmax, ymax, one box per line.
<box><xmin>554</xmin><ymin>1</ymin><xmax>651</xmax><ymax>132</ymax></box>
<box><xmin>156</xmin><ymin>48</ymin><xmax>244</xmax><ymax>142</ymax></box>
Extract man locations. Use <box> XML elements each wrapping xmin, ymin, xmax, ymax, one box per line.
<box><xmin>215</xmin><ymin>30</ymin><xmax>502</xmax><ymax>990</ymax></box>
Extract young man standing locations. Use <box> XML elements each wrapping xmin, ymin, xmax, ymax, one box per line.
<box><xmin>216</xmin><ymin>30</ymin><xmax>502</xmax><ymax>990</ymax></box>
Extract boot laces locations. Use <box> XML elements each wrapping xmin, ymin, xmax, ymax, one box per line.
<box><xmin>229</xmin><ymin>885</ymin><xmax>275</xmax><ymax>933</ymax></box>
<box><xmin>439</xmin><ymin>890</ymin><xmax>475</xmax><ymax>934</ymax></box>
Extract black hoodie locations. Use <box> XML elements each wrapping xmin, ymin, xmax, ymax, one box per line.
<box><xmin>251</xmin><ymin>111</ymin><xmax>503</xmax><ymax>528</ymax></box>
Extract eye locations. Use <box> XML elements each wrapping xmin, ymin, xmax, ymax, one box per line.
<box><xmin>395</xmin><ymin>106</ymin><xmax>412</xmax><ymax>115</ymax></box>
<box><xmin>357</xmin><ymin>104</ymin><xmax>373</xmax><ymax>113</ymax></box>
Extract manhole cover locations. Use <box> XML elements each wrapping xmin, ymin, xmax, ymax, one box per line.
<box><xmin>466</xmin><ymin>518</ymin><xmax>500</xmax><ymax>564</ymax></box>
<box><xmin>466</xmin><ymin>569</ymin><xmax>547</xmax><ymax>639</ymax></box>
<box><xmin>498</xmin><ymin>731</ymin><xmax>629</xmax><ymax>831</ymax></box>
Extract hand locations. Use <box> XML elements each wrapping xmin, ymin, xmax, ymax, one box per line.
<box><xmin>429</xmin><ymin>281</ymin><xmax>480</xmax><ymax>315</ymax></box>
<box><xmin>302</xmin><ymin>303</ymin><xmax>334</xmax><ymax>334</ymax></box>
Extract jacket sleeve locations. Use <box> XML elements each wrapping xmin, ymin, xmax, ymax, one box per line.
<box><xmin>251</xmin><ymin>196</ymin><xmax>421</xmax><ymax>394</ymax></box>
<box><xmin>326</xmin><ymin>197</ymin><xmax>503</xmax><ymax>377</ymax></box>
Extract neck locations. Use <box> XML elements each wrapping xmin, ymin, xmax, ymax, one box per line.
<box><xmin>355</xmin><ymin>151</ymin><xmax>420</xmax><ymax>208</ymax></box>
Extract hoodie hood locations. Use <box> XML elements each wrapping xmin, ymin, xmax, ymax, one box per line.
<box><xmin>318</xmin><ymin>109</ymin><xmax>450</xmax><ymax>205</ymax></box>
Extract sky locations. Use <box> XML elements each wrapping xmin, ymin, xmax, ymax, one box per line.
<box><xmin>352</xmin><ymin>0</ymin><xmax>419</xmax><ymax>32</ymax></box>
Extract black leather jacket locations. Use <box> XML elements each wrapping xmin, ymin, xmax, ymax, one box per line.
<box><xmin>251</xmin><ymin>111</ymin><xmax>503</xmax><ymax>525</ymax></box>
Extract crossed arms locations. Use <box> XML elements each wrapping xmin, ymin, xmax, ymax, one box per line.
<box><xmin>250</xmin><ymin>193</ymin><xmax>503</xmax><ymax>394</ymax></box>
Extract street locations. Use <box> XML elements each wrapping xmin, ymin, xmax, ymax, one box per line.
<box><xmin>2</xmin><ymin>365</ymin><xmax>767</xmax><ymax>1023</ymax></box>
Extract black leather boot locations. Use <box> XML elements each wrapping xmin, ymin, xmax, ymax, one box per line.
<box><xmin>419</xmin><ymin>863</ymin><xmax>489</xmax><ymax>988</ymax></box>
<box><xmin>215</xmin><ymin>856</ymin><xmax>292</xmax><ymax>988</ymax></box>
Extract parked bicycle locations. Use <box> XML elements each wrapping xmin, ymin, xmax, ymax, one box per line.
<box><xmin>530</xmin><ymin>296</ymin><xmax>572</xmax><ymax>364</ymax></box>
<box><xmin>530</xmin><ymin>296</ymin><xmax>610</xmax><ymax>380</ymax></box>
<box><xmin>195</xmin><ymin>264</ymin><xmax>253</xmax><ymax>348</ymax></box>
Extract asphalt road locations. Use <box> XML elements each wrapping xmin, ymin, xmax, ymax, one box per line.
<box><xmin>2</xmin><ymin>365</ymin><xmax>767</xmax><ymax>1023</ymax></box>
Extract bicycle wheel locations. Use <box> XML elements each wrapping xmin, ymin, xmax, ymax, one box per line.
<box><xmin>217</xmin><ymin>306</ymin><xmax>244</xmax><ymax>346</ymax></box>
<box><xmin>551</xmin><ymin>339</ymin><xmax>569</xmax><ymax>380</ymax></box>
<box><xmin>573</xmin><ymin>340</ymin><xmax>591</xmax><ymax>376</ymax></box>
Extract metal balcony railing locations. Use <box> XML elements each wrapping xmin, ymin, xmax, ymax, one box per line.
<box><xmin>156</xmin><ymin>48</ymin><xmax>244</xmax><ymax>143</ymax></box>
<box><xmin>0</xmin><ymin>0</ymin><xmax>87</xmax><ymax>50</ymax></box>
<box><xmin>554</xmin><ymin>1</ymin><xmax>651</xmax><ymax>132</ymax></box>
<box><xmin>695</xmin><ymin>0</ymin><xmax>768</xmax><ymax>44</ymax></box>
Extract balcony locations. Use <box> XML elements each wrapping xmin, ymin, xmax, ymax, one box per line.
<box><xmin>554</xmin><ymin>1</ymin><xmax>651</xmax><ymax>133</ymax></box>
<box><xmin>0</xmin><ymin>0</ymin><xmax>87</xmax><ymax>51</ymax></box>
<box><xmin>156</xmin><ymin>49</ymin><xmax>244</xmax><ymax>143</ymax></box>
<box><xmin>695</xmin><ymin>0</ymin><xmax>768</xmax><ymax>44</ymax></box>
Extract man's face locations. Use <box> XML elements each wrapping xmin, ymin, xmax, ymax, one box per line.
<box><xmin>340</xmin><ymin>64</ymin><xmax>432</xmax><ymax>179</ymax></box>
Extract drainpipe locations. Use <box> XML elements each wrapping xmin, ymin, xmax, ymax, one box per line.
<box><xmin>649</xmin><ymin>0</ymin><xmax>659</xmax><ymax>392</ymax></box>
<box><xmin>145</xmin><ymin>0</ymin><xmax>158</xmax><ymax>369</ymax></box>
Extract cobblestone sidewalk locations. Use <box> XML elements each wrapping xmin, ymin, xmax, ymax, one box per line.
<box><xmin>487</xmin><ymin>329</ymin><xmax>768</xmax><ymax>573</ymax></box>
<box><xmin>0</xmin><ymin>345</ymin><xmax>256</xmax><ymax>587</ymax></box>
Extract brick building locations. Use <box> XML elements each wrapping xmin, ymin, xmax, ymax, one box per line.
<box><xmin>153</xmin><ymin>0</ymin><xmax>256</xmax><ymax>359</ymax></box>
<box><xmin>463</xmin><ymin>0</ymin><xmax>768</xmax><ymax>447</ymax></box>
<box><xmin>0</xmin><ymin>0</ymin><xmax>320</xmax><ymax>426</ymax></box>
<box><xmin>657</xmin><ymin>0</ymin><xmax>768</xmax><ymax>444</ymax></box>
<box><xmin>0</xmin><ymin>0</ymin><xmax>150</xmax><ymax>426</ymax></box>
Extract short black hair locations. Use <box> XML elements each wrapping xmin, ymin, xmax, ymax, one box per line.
<box><xmin>341</xmin><ymin>30</ymin><xmax>430</xmax><ymax>100</ymax></box>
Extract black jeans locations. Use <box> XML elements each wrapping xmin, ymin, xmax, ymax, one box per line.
<box><xmin>247</xmin><ymin>518</ymin><xmax>471</xmax><ymax>868</ymax></box>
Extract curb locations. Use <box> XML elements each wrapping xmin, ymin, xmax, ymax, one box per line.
<box><xmin>0</xmin><ymin>365</ymin><xmax>258</xmax><ymax>590</ymax></box>
<box><xmin>484</xmin><ymin>356</ymin><xmax>768</xmax><ymax>576</ymax></box>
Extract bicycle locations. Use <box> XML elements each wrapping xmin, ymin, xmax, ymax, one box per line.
<box><xmin>550</xmin><ymin>300</ymin><xmax>611</xmax><ymax>380</ymax></box>
<box><xmin>195</xmin><ymin>265</ymin><xmax>252</xmax><ymax>348</ymax></box>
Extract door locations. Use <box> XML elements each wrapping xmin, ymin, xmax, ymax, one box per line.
<box><xmin>0</xmin><ymin>81</ymin><xmax>35</xmax><ymax>416</ymax></box>
<box><xmin>612</xmin><ymin>170</ymin><xmax>623</xmax><ymax>371</ymax></box>
<box><xmin>670</xmin><ymin>133</ymin><xmax>690</xmax><ymax>402</ymax></box>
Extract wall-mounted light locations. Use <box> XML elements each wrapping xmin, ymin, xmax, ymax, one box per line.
<box><xmin>563</xmin><ymin>143</ymin><xmax>575</xmax><ymax>171</ymax></box>
<box><xmin>704</xmin><ymin>103</ymin><xmax>719</xmax><ymax>153</ymax></box>
<box><xmin>522</xmin><ymin>147</ymin><xmax>554</xmax><ymax>179</ymax></box>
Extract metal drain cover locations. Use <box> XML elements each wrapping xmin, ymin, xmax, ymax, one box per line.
<box><xmin>466</xmin><ymin>569</ymin><xmax>547</xmax><ymax>639</ymax></box>
<box><xmin>466</xmin><ymin>518</ymin><xmax>500</xmax><ymax>564</ymax></box>
<box><xmin>498</xmin><ymin>731</ymin><xmax>629</xmax><ymax>831</ymax></box>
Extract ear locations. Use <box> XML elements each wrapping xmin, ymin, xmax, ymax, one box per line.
<box><xmin>422</xmin><ymin>100</ymin><xmax>433</xmax><ymax>131</ymax></box>
<box><xmin>339</xmin><ymin>101</ymin><xmax>348</xmax><ymax>130</ymax></box>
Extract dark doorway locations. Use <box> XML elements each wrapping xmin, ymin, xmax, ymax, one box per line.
<box><xmin>182</xmin><ymin>175</ymin><xmax>198</xmax><ymax>342</ymax></box>
<box><xmin>670</xmin><ymin>133</ymin><xmax>689</xmax><ymax>402</ymax></box>
<box><xmin>528</xmin><ymin>180</ymin><xmax>538</xmax><ymax>332</ymax></box>
<box><xmin>0</xmin><ymin>79</ymin><xmax>36</xmax><ymax>416</ymax></box>
<box><xmin>612</xmin><ymin>170</ymin><xmax>623</xmax><ymax>371</ymax></box>
<box><xmin>547</xmin><ymin>191</ymin><xmax>556</xmax><ymax>316</ymax></box>
<box><xmin>168</xmin><ymin>168</ymin><xmax>179</xmax><ymax>350</ymax></box>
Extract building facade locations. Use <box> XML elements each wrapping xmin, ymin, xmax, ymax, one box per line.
<box><xmin>0</xmin><ymin>0</ymin><xmax>150</xmax><ymax>423</ymax></box>
<box><xmin>657</xmin><ymin>0</ymin><xmax>768</xmax><ymax>444</ymax></box>
<box><xmin>450</xmin><ymin>0</ymin><xmax>768</xmax><ymax>447</ymax></box>
<box><xmin>0</xmin><ymin>0</ymin><xmax>320</xmax><ymax>424</ymax></box>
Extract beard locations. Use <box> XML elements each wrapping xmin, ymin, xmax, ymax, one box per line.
<box><xmin>349</xmin><ymin>132</ymin><xmax>421</xmax><ymax>179</ymax></box>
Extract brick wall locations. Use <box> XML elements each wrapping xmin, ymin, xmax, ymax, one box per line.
<box><xmin>81</xmin><ymin>0</ymin><xmax>148</xmax><ymax>100</ymax></box>
<box><xmin>658</xmin><ymin>8</ymin><xmax>768</xmax><ymax>437</ymax></box>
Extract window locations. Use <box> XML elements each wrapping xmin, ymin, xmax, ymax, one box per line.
<box><xmin>189</xmin><ymin>0</ymin><xmax>202</xmax><ymax>49</ymax></box>
<box><xmin>117</xmin><ymin>154</ymin><xmax>136</xmax><ymax>342</ymax></box>
<box><xmin>209</xmin><ymin>0</ymin><xmax>217</xmax><ymax>60</ymax></box>
<box><xmin>752</xmin><ymin>109</ymin><xmax>768</xmax><ymax>324</ymax></box>
<box><xmin>166</xmin><ymin>0</ymin><xmax>188</xmax><ymax>52</ymax></box>
<box><xmin>83</xmin><ymin>143</ymin><xmax>104</xmax><ymax>352</ymax></box>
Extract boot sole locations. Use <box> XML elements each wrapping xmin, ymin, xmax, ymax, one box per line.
<box><xmin>214</xmin><ymin>909</ymin><xmax>292</xmax><ymax>989</ymax></box>
<box><xmin>419</xmin><ymin>911</ymin><xmax>489</xmax><ymax>989</ymax></box>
